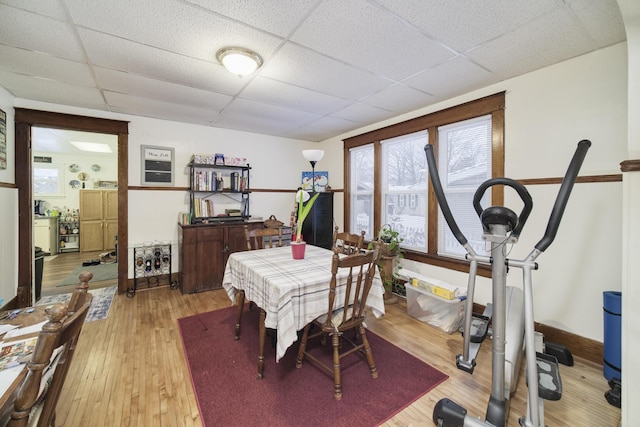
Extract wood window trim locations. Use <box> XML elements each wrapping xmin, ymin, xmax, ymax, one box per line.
<box><xmin>14</xmin><ymin>108</ymin><xmax>129</xmax><ymax>305</ymax></box>
<box><xmin>344</xmin><ymin>92</ymin><xmax>505</xmax><ymax>277</ymax></box>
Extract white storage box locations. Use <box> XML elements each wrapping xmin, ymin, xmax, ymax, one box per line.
<box><xmin>406</xmin><ymin>285</ymin><xmax>465</xmax><ymax>334</ymax></box>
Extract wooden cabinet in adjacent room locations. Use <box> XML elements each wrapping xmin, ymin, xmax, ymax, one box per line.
<box><xmin>302</xmin><ymin>192</ymin><xmax>334</xmax><ymax>250</ymax></box>
<box><xmin>79</xmin><ymin>189</ymin><xmax>118</xmax><ymax>252</ymax></box>
<box><xmin>178</xmin><ymin>221</ymin><xmax>262</xmax><ymax>294</ymax></box>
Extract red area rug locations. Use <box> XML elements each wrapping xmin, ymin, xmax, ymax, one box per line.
<box><xmin>178</xmin><ymin>306</ymin><xmax>447</xmax><ymax>427</ymax></box>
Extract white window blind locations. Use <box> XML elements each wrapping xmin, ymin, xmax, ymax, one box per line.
<box><xmin>437</xmin><ymin>115</ymin><xmax>492</xmax><ymax>258</ymax></box>
<box><xmin>349</xmin><ymin>144</ymin><xmax>375</xmax><ymax>239</ymax></box>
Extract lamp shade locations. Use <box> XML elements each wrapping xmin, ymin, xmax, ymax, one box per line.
<box><xmin>216</xmin><ymin>47</ymin><xmax>263</xmax><ymax>76</ymax></box>
<box><xmin>302</xmin><ymin>149</ymin><xmax>324</xmax><ymax>162</ymax></box>
<box><xmin>295</xmin><ymin>189</ymin><xmax>311</xmax><ymax>203</ymax></box>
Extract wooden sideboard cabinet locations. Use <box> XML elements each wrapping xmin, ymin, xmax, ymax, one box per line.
<box><xmin>302</xmin><ymin>192</ymin><xmax>334</xmax><ymax>250</ymax></box>
<box><xmin>178</xmin><ymin>221</ymin><xmax>263</xmax><ymax>294</ymax></box>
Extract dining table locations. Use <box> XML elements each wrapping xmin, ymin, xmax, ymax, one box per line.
<box><xmin>222</xmin><ymin>244</ymin><xmax>385</xmax><ymax>377</ymax></box>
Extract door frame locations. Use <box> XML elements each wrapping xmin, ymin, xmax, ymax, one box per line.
<box><xmin>15</xmin><ymin>108</ymin><xmax>129</xmax><ymax>305</ymax></box>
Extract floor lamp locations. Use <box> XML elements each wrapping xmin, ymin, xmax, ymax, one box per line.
<box><xmin>302</xmin><ymin>149</ymin><xmax>324</xmax><ymax>193</ymax></box>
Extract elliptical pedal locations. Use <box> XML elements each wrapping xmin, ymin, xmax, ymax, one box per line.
<box><xmin>536</xmin><ymin>352</ymin><xmax>563</xmax><ymax>401</ymax></box>
<box><xmin>469</xmin><ymin>313</ymin><xmax>491</xmax><ymax>343</ymax></box>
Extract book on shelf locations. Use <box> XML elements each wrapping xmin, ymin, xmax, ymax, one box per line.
<box><xmin>178</xmin><ymin>212</ymin><xmax>191</xmax><ymax>225</ymax></box>
<box><xmin>225</xmin><ymin>209</ymin><xmax>242</xmax><ymax>217</ymax></box>
<box><xmin>193</xmin><ymin>170</ymin><xmax>218</xmax><ymax>191</ymax></box>
<box><xmin>193</xmin><ymin>198</ymin><xmax>214</xmax><ymax>218</ymax></box>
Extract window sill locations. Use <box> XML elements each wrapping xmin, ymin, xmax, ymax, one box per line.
<box><xmin>402</xmin><ymin>250</ymin><xmax>492</xmax><ymax>278</ymax></box>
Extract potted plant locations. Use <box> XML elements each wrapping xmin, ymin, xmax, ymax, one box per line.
<box><xmin>370</xmin><ymin>224</ymin><xmax>403</xmax><ymax>303</ymax></box>
<box><xmin>291</xmin><ymin>189</ymin><xmax>320</xmax><ymax>259</ymax></box>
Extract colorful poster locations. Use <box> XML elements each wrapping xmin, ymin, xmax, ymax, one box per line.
<box><xmin>301</xmin><ymin>171</ymin><xmax>328</xmax><ymax>192</ymax></box>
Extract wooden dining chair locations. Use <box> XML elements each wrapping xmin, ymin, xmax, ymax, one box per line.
<box><xmin>332</xmin><ymin>227</ymin><xmax>366</xmax><ymax>255</ymax></box>
<box><xmin>244</xmin><ymin>226</ymin><xmax>283</xmax><ymax>251</ymax></box>
<box><xmin>235</xmin><ymin>226</ymin><xmax>283</xmax><ymax>343</ymax></box>
<box><xmin>8</xmin><ymin>293</ymin><xmax>93</xmax><ymax>427</ymax></box>
<box><xmin>66</xmin><ymin>271</ymin><xmax>92</xmax><ymax>315</ymax></box>
<box><xmin>295</xmin><ymin>242</ymin><xmax>381</xmax><ymax>400</ymax></box>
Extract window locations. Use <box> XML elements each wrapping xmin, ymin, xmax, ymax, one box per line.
<box><xmin>33</xmin><ymin>163</ymin><xmax>65</xmax><ymax>197</ymax></box>
<box><xmin>381</xmin><ymin>131</ymin><xmax>428</xmax><ymax>251</ymax></box>
<box><xmin>344</xmin><ymin>93</ymin><xmax>504</xmax><ymax>274</ymax></box>
<box><xmin>437</xmin><ymin>116</ymin><xmax>492</xmax><ymax>258</ymax></box>
<box><xmin>349</xmin><ymin>144</ymin><xmax>375</xmax><ymax>239</ymax></box>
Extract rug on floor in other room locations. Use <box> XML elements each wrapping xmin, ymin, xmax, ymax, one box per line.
<box><xmin>178</xmin><ymin>305</ymin><xmax>448</xmax><ymax>427</ymax></box>
<box><xmin>57</xmin><ymin>262</ymin><xmax>117</xmax><ymax>287</ymax></box>
<box><xmin>36</xmin><ymin>285</ymin><xmax>117</xmax><ymax>322</ymax></box>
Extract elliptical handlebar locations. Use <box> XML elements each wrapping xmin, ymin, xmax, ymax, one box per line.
<box><xmin>472</xmin><ymin>177</ymin><xmax>533</xmax><ymax>240</ymax></box>
<box><xmin>424</xmin><ymin>144</ymin><xmax>468</xmax><ymax>246</ymax></box>
<box><xmin>534</xmin><ymin>139</ymin><xmax>591</xmax><ymax>252</ymax></box>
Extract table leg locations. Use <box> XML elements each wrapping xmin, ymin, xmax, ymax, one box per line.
<box><xmin>257</xmin><ymin>308</ymin><xmax>266</xmax><ymax>379</ymax></box>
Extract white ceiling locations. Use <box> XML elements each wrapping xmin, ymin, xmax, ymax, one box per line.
<box><xmin>0</xmin><ymin>0</ymin><xmax>627</xmax><ymax>142</ymax></box>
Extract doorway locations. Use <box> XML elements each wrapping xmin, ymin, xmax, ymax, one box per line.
<box><xmin>14</xmin><ymin>109</ymin><xmax>128</xmax><ymax>306</ymax></box>
<box><xmin>32</xmin><ymin>127</ymin><xmax>119</xmax><ymax>297</ymax></box>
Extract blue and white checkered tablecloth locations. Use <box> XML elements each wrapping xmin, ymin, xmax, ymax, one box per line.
<box><xmin>223</xmin><ymin>245</ymin><xmax>385</xmax><ymax>362</ymax></box>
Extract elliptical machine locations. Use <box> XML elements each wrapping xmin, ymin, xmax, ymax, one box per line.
<box><xmin>425</xmin><ymin>140</ymin><xmax>591</xmax><ymax>427</ymax></box>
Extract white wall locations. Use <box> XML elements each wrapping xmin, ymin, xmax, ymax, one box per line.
<box><xmin>323</xmin><ymin>43</ymin><xmax>627</xmax><ymax>343</ymax></box>
<box><xmin>0</xmin><ymin>86</ymin><xmax>18</xmax><ymax>305</ymax></box>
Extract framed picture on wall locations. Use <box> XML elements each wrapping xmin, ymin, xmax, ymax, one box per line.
<box><xmin>141</xmin><ymin>145</ymin><xmax>174</xmax><ymax>186</ymax></box>
<box><xmin>0</xmin><ymin>108</ymin><xmax>7</xmax><ymax>170</ymax></box>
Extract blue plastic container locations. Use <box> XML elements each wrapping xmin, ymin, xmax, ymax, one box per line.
<box><xmin>603</xmin><ymin>291</ymin><xmax>621</xmax><ymax>381</ymax></box>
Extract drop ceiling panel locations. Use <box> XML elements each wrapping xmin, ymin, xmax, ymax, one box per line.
<box><xmin>77</xmin><ymin>28</ymin><xmax>244</xmax><ymax>94</ymax></box>
<box><xmin>260</xmin><ymin>43</ymin><xmax>392</xmax><ymax>101</ymax></box>
<box><xmin>0</xmin><ymin>0</ymin><xmax>68</xmax><ymax>19</ymax></box>
<box><xmin>65</xmin><ymin>0</ymin><xmax>284</xmax><ymax>64</ymax></box>
<box><xmin>467</xmin><ymin>9</ymin><xmax>594</xmax><ymax>79</ymax></box>
<box><xmin>291</xmin><ymin>0</ymin><xmax>454</xmax><ymax>81</ymax></box>
<box><xmin>565</xmin><ymin>0</ymin><xmax>627</xmax><ymax>47</ymax></box>
<box><xmin>0</xmin><ymin>45</ymin><xmax>94</xmax><ymax>87</ymax></box>
<box><xmin>105</xmin><ymin>91</ymin><xmax>217</xmax><ymax>125</ymax></box>
<box><xmin>0</xmin><ymin>70</ymin><xmax>106</xmax><ymax>109</ymax></box>
<box><xmin>289</xmin><ymin>116</ymin><xmax>360</xmax><ymax>142</ymax></box>
<box><xmin>94</xmin><ymin>67</ymin><xmax>232</xmax><ymax>111</ymax></box>
<box><xmin>214</xmin><ymin>98</ymin><xmax>322</xmax><ymax>136</ymax></box>
<box><xmin>375</xmin><ymin>0</ymin><xmax>559</xmax><ymax>53</ymax></box>
<box><xmin>403</xmin><ymin>56</ymin><xmax>494</xmax><ymax>98</ymax></box>
<box><xmin>186</xmin><ymin>0</ymin><xmax>321</xmax><ymax>38</ymax></box>
<box><xmin>0</xmin><ymin>4</ymin><xmax>86</xmax><ymax>61</ymax></box>
<box><xmin>329</xmin><ymin>102</ymin><xmax>395</xmax><ymax>124</ymax></box>
<box><xmin>359</xmin><ymin>83</ymin><xmax>435</xmax><ymax>114</ymax></box>
<box><xmin>240</xmin><ymin>77</ymin><xmax>351</xmax><ymax>115</ymax></box>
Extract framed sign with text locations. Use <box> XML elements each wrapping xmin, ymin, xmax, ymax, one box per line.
<box><xmin>141</xmin><ymin>145</ymin><xmax>174</xmax><ymax>186</ymax></box>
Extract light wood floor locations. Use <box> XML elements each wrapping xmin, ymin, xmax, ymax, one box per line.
<box><xmin>41</xmin><ymin>254</ymin><xmax>621</xmax><ymax>426</ymax></box>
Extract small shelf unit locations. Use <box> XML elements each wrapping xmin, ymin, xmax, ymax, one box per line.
<box><xmin>58</xmin><ymin>220</ymin><xmax>80</xmax><ymax>253</ymax></box>
<box><xmin>188</xmin><ymin>162</ymin><xmax>251</xmax><ymax>225</ymax></box>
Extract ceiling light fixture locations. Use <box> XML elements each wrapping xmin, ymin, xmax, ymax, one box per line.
<box><xmin>69</xmin><ymin>141</ymin><xmax>113</xmax><ymax>153</ymax></box>
<box><xmin>216</xmin><ymin>47</ymin><xmax>263</xmax><ymax>77</ymax></box>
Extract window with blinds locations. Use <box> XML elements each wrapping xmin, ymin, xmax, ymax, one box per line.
<box><xmin>437</xmin><ymin>115</ymin><xmax>492</xmax><ymax>258</ymax></box>
<box><xmin>349</xmin><ymin>144</ymin><xmax>375</xmax><ymax>240</ymax></box>
<box><xmin>380</xmin><ymin>131</ymin><xmax>428</xmax><ymax>252</ymax></box>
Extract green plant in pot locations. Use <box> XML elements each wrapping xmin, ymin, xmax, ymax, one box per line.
<box><xmin>369</xmin><ymin>224</ymin><xmax>403</xmax><ymax>302</ymax></box>
<box><xmin>291</xmin><ymin>189</ymin><xmax>320</xmax><ymax>259</ymax></box>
